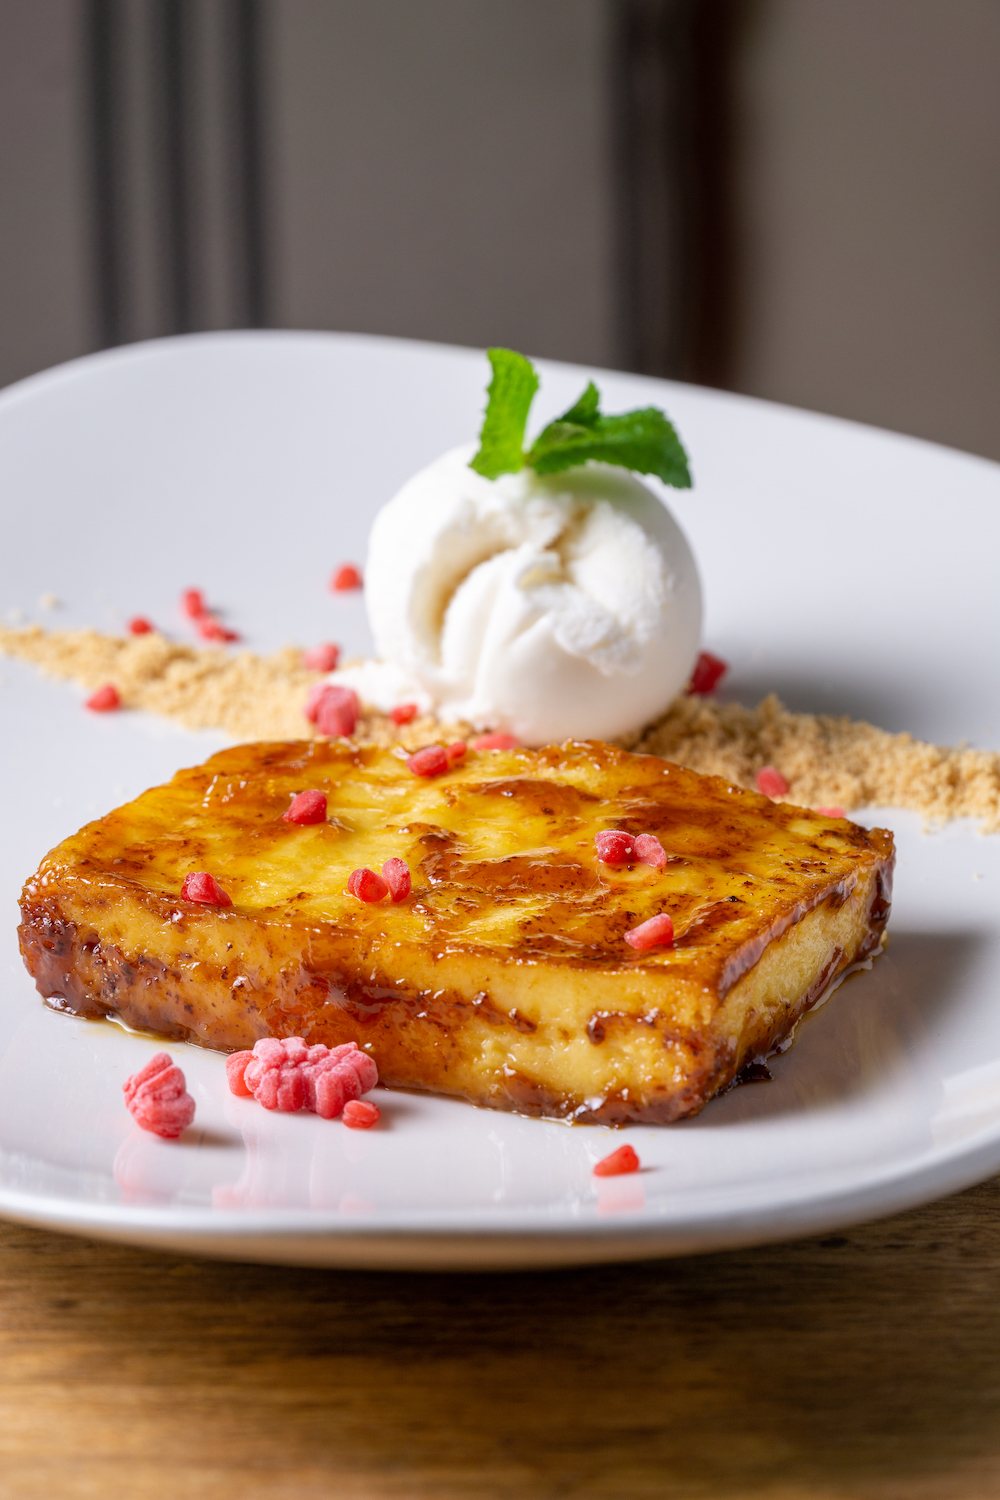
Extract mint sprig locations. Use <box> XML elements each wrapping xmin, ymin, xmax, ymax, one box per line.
<box><xmin>469</xmin><ymin>349</ymin><xmax>691</xmax><ymax>488</ymax></box>
<box><xmin>468</xmin><ymin>350</ymin><xmax>539</xmax><ymax>480</ymax></box>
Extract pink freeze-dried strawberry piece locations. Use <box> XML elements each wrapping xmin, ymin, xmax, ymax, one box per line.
<box><xmin>225</xmin><ymin>1050</ymin><xmax>254</xmax><ymax>1097</ymax></box>
<box><xmin>343</xmin><ymin>1099</ymin><xmax>381</xmax><ymax>1129</ymax></box>
<box><xmin>302</xmin><ymin>642</ymin><xmax>341</xmax><ymax>672</ymax></box>
<box><xmin>311</xmin><ymin>1068</ymin><xmax>349</xmax><ymax>1119</ymax></box>
<box><xmin>382</xmin><ymin>857</ymin><xmax>411</xmax><ymax>902</ymax></box>
<box><xmin>303</xmin><ymin>681</ymin><xmax>330</xmax><ymax>723</ymax></box>
<box><xmin>688</xmin><ymin>650</ymin><xmax>728</xmax><ymax>695</ymax></box>
<box><xmin>123</xmin><ymin>1051</ymin><xmax>196</xmax><ymax>1139</ymax></box>
<box><xmin>624</xmin><ymin>913</ymin><xmax>675</xmax><ymax>951</ymax></box>
<box><xmin>127</xmin><ymin>616</ymin><xmax>154</xmax><ymax>636</ymax></box>
<box><xmin>634</xmin><ymin>833</ymin><xmax>667</xmax><ymax>870</ymax></box>
<box><xmin>196</xmin><ymin>616</ymin><xmax>240</xmax><ymax>644</ymax></box>
<box><xmin>123</xmin><ymin>1051</ymin><xmax>172</xmax><ymax>1106</ymax></box>
<box><xmin>816</xmin><ymin>805</ymin><xmax>846</xmax><ymax>820</ymax></box>
<box><xmin>85</xmin><ymin>682</ymin><xmax>121</xmax><ymax>712</ymax></box>
<box><xmin>306</xmin><ymin>683</ymin><xmax>360</xmax><ymax>738</ymax></box>
<box><xmin>446</xmin><ymin>740</ymin><xmax>467</xmax><ymax>764</ymax></box>
<box><xmin>390</xmin><ymin>702</ymin><xmax>419</xmax><ymax>725</ymax></box>
<box><xmin>237</xmin><ymin>1037</ymin><xmax>378</xmax><ymax>1118</ymax></box>
<box><xmin>181</xmin><ymin>587</ymin><xmax>207</xmax><ymax>620</ymax></box>
<box><xmin>181</xmin><ymin>871</ymin><xmax>232</xmax><ymax>907</ymax></box>
<box><xmin>249</xmin><ymin>1050</ymin><xmax>308</xmax><ymax>1112</ymax></box>
<box><xmin>348</xmin><ymin>866</ymin><xmax>389</xmax><ymax>902</ymax></box>
<box><xmin>310</xmin><ymin>1042</ymin><xmax>378</xmax><ymax>1118</ymax></box>
<box><xmin>283</xmin><ymin>788</ymin><xmax>328</xmax><ymax>825</ymax></box>
<box><xmin>407</xmin><ymin>744</ymin><xmax>449</xmax><ymax>778</ymax></box>
<box><xmin>472</xmin><ymin>732</ymin><xmax>520</xmax><ymax>751</ymax></box>
<box><xmin>756</xmin><ymin>766</ymin><xmax>789</xmax><ymax>799</ymax></box>
<box><xmin>331</xmin><ymin>563</ymin><xmax>363</xmax><ymax>592</ymax></box>
<box><xmin>593</xmin><ymin>1144</ymin><xmax>640</xmax><ymax>1177</ymax></box>
<box><xmin>596</xmin><ymin>829</ymin><xmax>635</xmax><ymax>867</ymax></box>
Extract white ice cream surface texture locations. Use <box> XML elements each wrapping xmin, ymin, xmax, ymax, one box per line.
<box><xmin>353</xmin><ymin>445</ymin><xmax>702</xmax><ymax>744</ymax></box>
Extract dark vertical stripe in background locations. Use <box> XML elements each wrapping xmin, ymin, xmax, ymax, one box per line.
<box><xmin>230</xmin><ymin>0</ymin><xmax>268</xmax><ymax>328</ymax></box>
<box><xmin>85</xmin><ymin>0</ymin><xmax>125</xmax><ymax>349</ymax></box>
<box><xmin>158</xmin><ymin>0</ymin><xmax>196</xmax><ymax>334</ymax></box>
<box><xmin>612</xmin><ymin>0</ymin><xmax>739</xmax><ymax>387</ymax></box>
<box><xmin>84</xmin><ymin>0</ymin><xmax>269</xmax><ymax>345</ymax></box>
<box><xmin>683</xmin><ymin>0</ymin><xmax>739</xmax><ymax>390</ymax></box>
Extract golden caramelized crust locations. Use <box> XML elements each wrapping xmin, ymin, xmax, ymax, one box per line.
<box><xmin>18</xmin><ymin>739</ymin><xmax>894</xmax><ymax>1123</ymax></box>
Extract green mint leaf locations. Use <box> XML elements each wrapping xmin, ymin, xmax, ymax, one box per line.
<box><xmin>556</xmin><ymin>380</ymin><xmax>600</xmax><ymax>427</ymax></box>
<box><xmin>527</xmin><ymin>404</ymin><xmax>692</xmax><ymax>488</ymax></box>
<box><xmin>469</xmin><ymin>348</ymin><xmax>539</xmax><ymax>479</ymax></box>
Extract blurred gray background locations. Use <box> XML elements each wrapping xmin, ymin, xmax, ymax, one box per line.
<box><xmin>1</xmin><ymin>0</ymin><xmax>997</xmax><ymax>458</ymax></box>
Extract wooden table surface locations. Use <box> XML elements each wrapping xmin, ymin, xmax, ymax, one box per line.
<box><xmin>3</xmin><ymin>1180</ymin><xmax>1000</xmax><ymax>1500</ymax></box>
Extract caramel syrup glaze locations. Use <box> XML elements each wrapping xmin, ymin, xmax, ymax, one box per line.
<box><xmin>18</xmin><ymin>739</ymin><xmax>895</xmax><ymax>1123</ymax></box>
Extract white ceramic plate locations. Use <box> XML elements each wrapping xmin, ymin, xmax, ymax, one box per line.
<box><xmin>0</xmin><ymin>332</ymin><xmax>997</xmax><ymax>1269</ymax></box>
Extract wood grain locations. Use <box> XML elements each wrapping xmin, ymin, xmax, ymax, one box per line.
<box><xmin>3</xmin><ymin>1180</ymin><xmax>1000</xmax><ymax>1499</ymax></box>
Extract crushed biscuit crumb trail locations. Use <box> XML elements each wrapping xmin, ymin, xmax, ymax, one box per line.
<box><xmin>1</xmin><ymin>624</ymin><xmax>998</xmax><ymax>831</ymax></box>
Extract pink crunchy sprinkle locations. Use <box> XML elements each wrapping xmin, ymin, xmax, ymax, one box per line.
<box><xmin>85</xmin><ymin>682</ymin><xmax>121</xmax><ymax>712</ymax></box>
<box><xmin>181</xmin><ymin>871</ymin><xmax>232</xmax><ymax>907</ymax></box>
<box><xmin>816</xmin><ymin>805</ymin><xmax>846</xmax><ymax>819</ymax></box>
<box><xmin>382</xmin><ymin>857</ymin><xmax>411</xmax><ymax>902</ymax></box>
<box><xmin>596</xmin><ymin>829</ymin><xmax>635</xmax><ymax>867</ymax></box>
<box><xmin>196</xmin><ymin>616</ymin><xmax>240</xmax><ymax>644</ymax></box>
<box><xmin>472</xmin><ymin>732</ymin><xmax>519</xmax><ymax>751</ymax></box>
<box><xmin>634</xmin><ymin>833</ymin><xmax>667</xmax><ymax>870</ymax></box>
<box><xmin>688</xmin><ymin>650</ymin><xmax>728</xmax><ymax>695</ymax></box>
<box><xmin>283</xmin><ymin>788</ymin><xmax>328</xmax><ymax>825</ymax></box>
<box><xmin>756</xmin><ymin>766</ymin><xmax>790</xmax><ymax>799</ymax></box>
<box><xmin>348</xmin><ymin>866</ymin><xmax>389</xmax><ymax>903</ymax></box>
<box><xmin>302</xmin><ymin>642</ymin><xmax>341</xmax><ymax>672</ymax></box>
<box><xmin>624</xmin><ymin>913</ymin><xmax>675</xmax><ymax>952</ymax></box>
<box><xmin>343</xmin><ymin>1099</ymin><xmax>380</xmax><ymax>1129</ymax></box>
<box><xmin>181</xmin><ymin>587</ymin><xmax>207</xmax><ymax>620</ymax></box>
<box><xmin>225</xmin><ymin>1050</ymin><xmax>254</xmax><ymax>1097</ymax></box>
<box><xmin>390</xmin><ymin>702</ymin><xmax>419</xmax><ymax>725</ymax></box>
<box><xmin>235</xmin><ymin>1036</ymin><xmax>378</xmax><ymax>1119</ymax></box>
<box><xmin>407</xmin><ymin>744</ymin><xmax>449</xmax><ymax>778</ymax></box>
<box><xmin>307</xmin><ymin>683</ymin><xmax>359</xmax><ymax>738</ymax></box>
<box><xmin>593</xmin><ymin>1144</ymin><xmax>640</xmax><ymax>1177</ymax></box>
<box><xmin>304</xmin><ymin>680</ymin><xmax>330</xmax><ymax>722</ymax></box>
<box><xmin>331</xmin><ymin>563</ymin><xmax>363</xmax><ymax>592</ymax></box>
<box><xmin>127</xmin><ymin>616</ymin><xmax>154</xmax><ymax>636</ymax></box>
<box><xmin>123</xmin><ymin>1052</ymin><xmax>196</xmax><ymax>1139</ymax></box>
<box><xmin>446</xmin><ymin>740</ymin><xmax>467</xmax><ymax>764</ymax></box>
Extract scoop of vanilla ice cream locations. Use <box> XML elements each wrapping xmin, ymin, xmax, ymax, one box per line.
<box><xmin>340</xmin><ymin>445</ymin><xmax>702</xmax><ymax>744</ymax></box>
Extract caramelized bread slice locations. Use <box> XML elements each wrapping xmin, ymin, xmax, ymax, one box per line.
<box><xmin>18</xmin><ymin>739</ymin><xmax>894</xmax><ymax>1123</ymax></box>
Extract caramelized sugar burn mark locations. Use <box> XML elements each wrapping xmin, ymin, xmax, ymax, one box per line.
<box><xmin>18</xmin><ymin>910</ymin><xmax>96</xmax><ymax>1017</ymax></box>
<box><xmin>585</xmin><ymin>1006</ymin><xmax>701</xmax><ymax>1050</ymax></box>
<box><xmin>670</xmin><ymin>896</ymin><xmax>746</xmax><ymax>949</ymax></box>
<box><xmin>733</xmin><ymin>1059</ymin><xmax>773</xmax><ymax>1085</ymax></box>
<box><xmin>871</xmin><ymin>861</ymin><xmax>894</xmax><ymax>924</ymax></box>
<box><xmin>271</xmin><ymin>968</ymin><xmax>541</xmax><ymax>1077</ymax></box>
<box><xmin>421</xmin><ymin>838</ymin><xmax>596</xmax><ymax>901</ymax></box>
<box><xmin>512</xmin><ymin>899</ymin><xmax>666</xmax><ymax>964</ymax></box>
<box><xmin>715</xmin><ymin>879</ymin><xmax>859</xmax><ymax>996</ymax></box>
<box><xmin>457</xmin><ymin>775</ymin><xmax>599</xmax><ymax>820</ymax></box>
<box><xmin>497</xmin><ymin>1061</ymin><xmax>726</xmax><ymax>1125</ymax></box>
<box><xmin>724</xmin><ymin>941</ymin><xmax>851</xmax><ymax>1094</ymax></box>
<box><xmin>18</xmin><ymin>908</ymin><xmax>228</xmax><ymax>1043</ymax></box>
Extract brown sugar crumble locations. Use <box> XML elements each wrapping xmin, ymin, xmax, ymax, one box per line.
<box><xmin>2</xmin><ymin>624</ymin><xmax>998</xmax><ymax>833</ymax></box>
